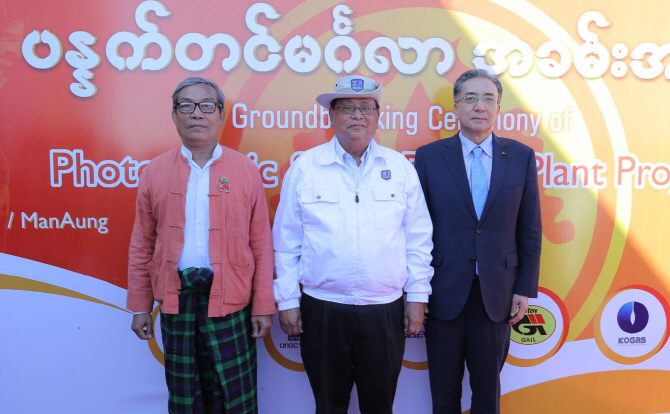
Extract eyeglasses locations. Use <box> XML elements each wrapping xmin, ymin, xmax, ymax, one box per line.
<box><xmin>455</xmin><ymin>94</ymin><xmax>498</xmax><ymax>106</ymax></box>
<box><xmin>174</xmin><ymin>102</ymin><xmax>222</xmax><ymax>114</ymax></box>
<box><xmin>334</xmin><ymin>104</ymin><xmax>377</xmax><ymax>115</ymax></box>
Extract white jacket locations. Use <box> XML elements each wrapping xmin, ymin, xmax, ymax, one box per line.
<box><xmin>273</xmin><ymin>137</ymin><xmax>434</xmax><ymax>310</ymax></box>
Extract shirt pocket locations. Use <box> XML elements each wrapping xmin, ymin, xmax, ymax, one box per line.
<box><xmin>373</xmin><ymin>185</ymin><xmax>406</xmax><ymax>229</ymax></box>
<box><xmin>299</xmin><ymin>188</ymin><xmax>341</xmax><ymax>231</ymax></box>
<box><xmin>226</xmin><ymin>202</ymin><xmax>250</xmax><ymax>239</ymax></box>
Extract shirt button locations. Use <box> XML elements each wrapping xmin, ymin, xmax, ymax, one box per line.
<box><xmin>391</xmin><ymin>194</ymin><xmax>395</xmax><ymax>197</ymax></box>
<box><xmin>317</xmin><ymin>195</ymin><xmax>321</xmax><ymax>199</ymax></box>
<box><xmin>476</xmin><ymin>228</ymin><xmax>482</xmax><ymax>234</ymax></box>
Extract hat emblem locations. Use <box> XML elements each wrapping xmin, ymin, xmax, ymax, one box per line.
<box><xmin>351</xmin><ymin>79</ymin><xmax>364</xmax><ymax>92</ymax></box>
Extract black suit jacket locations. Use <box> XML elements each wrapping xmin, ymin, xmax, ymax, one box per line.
<box><xmin>415</xmin><ymin>133</ymin><xmax>542</xmax><ymax>322</ymax></box>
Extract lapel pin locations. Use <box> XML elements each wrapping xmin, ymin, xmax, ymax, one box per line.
<box><xmin>502</xmin><ymin>152</ymin><xmax>508</xmax><ymax>157</ymax></box>
<box><xmin>219</xmin><ymin>176</ymin><xmax>230</xmax><ymax>192</ymax></box>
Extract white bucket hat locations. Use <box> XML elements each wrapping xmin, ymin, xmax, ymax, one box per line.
<box><xmin>316</xmin><ymin>75</ymin><xmax>382</xmax><ymax>108</ymax></box>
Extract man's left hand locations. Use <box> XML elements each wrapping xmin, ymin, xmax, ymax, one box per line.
<box><xmin>251</xmin><ymin>315</ymin><xmax>273</xmax><ymax>338</ymax></box>
<box><xmin>508</xmin><ymin>294</ymin><xmax>529</xmax><ymax>325</ymax></box>
<box><xmin>404</xmin><ymin>302</ymin><xmax>425</xmax><ymax>335</ymax></box>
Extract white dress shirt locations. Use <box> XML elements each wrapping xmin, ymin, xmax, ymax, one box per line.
<box><xmin>177</xmin><ymin>144</ymin><xmax>223</xmax><ymax>271</ymax></box>
<box><xmin>460</xmin><ymin>132</ymin><xmax>493</xmax><ymax>190</ymax></box>
<box><xmin>273</xmin><ymin>137</ymin><xmax>434</xmax><ymax>311</ymax></box>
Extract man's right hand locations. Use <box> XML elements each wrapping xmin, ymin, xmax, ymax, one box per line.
<box><xmin>279</xmin><ymin>308</ymin><xmax>303</xmax><ymax>336</ymax></box>
<box><xmin>131</xmin><ymin>313</ymin><xmax>154</xmax><ymax>340</ymax></box>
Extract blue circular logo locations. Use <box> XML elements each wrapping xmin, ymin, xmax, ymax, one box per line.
<box><xmin>616</xmin><ymin>301</ymin><xmax>649</xmax><ymax>334</ymax></box>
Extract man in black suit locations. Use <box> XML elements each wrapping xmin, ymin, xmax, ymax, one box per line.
<box><xmin>414</xmin><ymin>69</ymin><xmax>542</xmax><ymax>414</ymax></box>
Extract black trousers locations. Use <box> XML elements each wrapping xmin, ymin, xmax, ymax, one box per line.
<box><xmin>425</xmin><ymin>278</ymin><xmax>511</xmax><ymax>414</ymax></box>
<box><xmin>300</xmin><ymin>294</ymin><xmax>405</xmax><ymax>414</ymax></box>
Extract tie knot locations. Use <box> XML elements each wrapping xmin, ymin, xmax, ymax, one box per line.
<box><xmin>473</xmin><ymin>146</ymin><xmax>483</xmax><ymax>158</ymax></box>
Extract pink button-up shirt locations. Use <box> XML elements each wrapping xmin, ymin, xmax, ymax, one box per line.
<box><xmin>127</xmin><ymin>146</ymin><xmax>275</xmax><ymax>317</ymax></box>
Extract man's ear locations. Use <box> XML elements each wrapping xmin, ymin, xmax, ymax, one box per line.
<box><xmin>171</xmin><ymin>110</ymin><xmax>177</xmax><ymax>125</ymax></box>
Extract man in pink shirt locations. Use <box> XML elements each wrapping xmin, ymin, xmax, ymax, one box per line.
<box><xmin>127</xmin><ymin>77</ymin><xmax>275</xmax><ymax>414</ymax></box>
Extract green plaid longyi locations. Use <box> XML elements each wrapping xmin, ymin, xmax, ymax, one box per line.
<box><xmin>161</xmin><ymin>267</ymin><xmax>258</xmax><ymax>414</ymax></box>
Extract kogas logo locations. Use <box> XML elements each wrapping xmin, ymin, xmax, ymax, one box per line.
<box><xmin>616</xmin><ymin>301</ymin><xmax>648</xmax><ymax>346</ymax></box>
<box><xmin>511</xmin><ymin>306</ymin><xmax>556</xmax><ymax>345</ymax></box>
<box><xmin>617</xmin><ymin>301</ymin><xmax>649</xmax><ymax>334</ymax></box>
<box><xmin>594</xmin><ymin>286</ymin><xmax>670</xmax><ymax>364</ymax></box>
<box><xmin>506</xmin><ymin>288</ymin><xmax>569</xmax><ymax>367</ymax></box>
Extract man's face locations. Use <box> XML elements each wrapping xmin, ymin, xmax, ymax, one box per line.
<box><xmin>171</xmin><ymin>83</ymin><xmax>225</xmax><ymax>151</ymax></box>
<box><xmin>329</xmin><ymin>98</ymin><xmax>379</xmax><ymax>144</ymax></box>
<box><xmin>454</xmin><ymin>77</ymin><xmax>500</xmax><ymax>143</ymax></box>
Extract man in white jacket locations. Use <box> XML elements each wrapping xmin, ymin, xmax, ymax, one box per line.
<box><xmin>272</xmin><ymin>75</ymin><xmax>434</xmax><ymax>414</ymax></box>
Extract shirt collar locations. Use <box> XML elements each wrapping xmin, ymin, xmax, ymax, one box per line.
<box><xmin>459</xmin><ymin>132</ymin><xmax>493</xmax><ymax>158</ymax></box>
<box><xmin>180</xmin><ymin>144</ymin><xmax>223</xmax><ymax>169</ymax></box>
<box><xmin>333</xmin><ymin>136</ymin><xmax>374</xmax><ymax>165</ymax></box>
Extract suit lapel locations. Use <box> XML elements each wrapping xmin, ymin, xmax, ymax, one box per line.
<box><xmin>439</xmin><ymin>134</ymin><xmax>478</xmax><ymax>221</ymax></box>
<box><xmin>480</xmin><ymin>134</ymin><xmax>510</xmax><ymax>223</ymax></box>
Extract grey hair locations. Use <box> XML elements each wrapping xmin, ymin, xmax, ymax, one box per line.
<box><xmin>453</xmin><ymin>69</ymin><xmax>503</xmax><ymax>104</ymax></box>
<box><xmin>172</xmin><ymin>77</ymin><xmax>225</xmax><ymax>112</ymax></box>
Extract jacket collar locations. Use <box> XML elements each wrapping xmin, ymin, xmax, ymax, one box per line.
<box><xmin>316</xmin><ymin>136</ymin><xmax>384</xmax><ymax>166</ymax></box>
